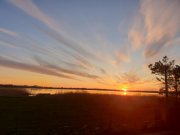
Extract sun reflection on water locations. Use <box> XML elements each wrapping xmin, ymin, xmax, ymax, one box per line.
<box><xmin>27</xmin><ymin>88</ymin><xmax>159</xmax><ymax>97</ymax></box>
<box><xmin>123</xmin><ymin>91</ymin><xmax>127</xmax><ymax>95</ymax></box>
<box><xmin>122</xmin><ymin>88</ymin><xmax>127</xmax><ymax>95</ymax></box>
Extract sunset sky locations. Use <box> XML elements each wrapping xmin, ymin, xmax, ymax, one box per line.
<box><xmin>0</xmin><ymin>0</ymin><xmax>179</xmax><ymax>90</ymax></box>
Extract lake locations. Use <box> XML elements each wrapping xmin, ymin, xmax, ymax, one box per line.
<box><xmin>27</xmin><ymin>88</ymin><xmax>160</xmax><ymax>96</ymax></box>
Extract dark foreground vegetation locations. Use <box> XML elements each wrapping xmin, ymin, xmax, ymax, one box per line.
<box><xmin>0</xmin><ymin>87</ymin><xmax>29</xmax><ymax>96</ymax></box>
<box><xmin>0</xmin><ymin>93</ymin><xmax>180</xmax><ymax>135</ymax></box>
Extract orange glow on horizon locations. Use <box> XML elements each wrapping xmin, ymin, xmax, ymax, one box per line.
<box><xmin>122</xmin><ymin>87</ymin><xmax>128</xmax><ymax>95</ymax></box>
<box><xmin>0</xmin><ymin>67</ymin><xmax>160</xmax><ymax>91</ymax></box>
<box><xmin>117</xmin><ymin>85</ymin><xmax>128</xmax><ymax>90</ymax></box>
<box><xmin>122</xmin><ymin>88</ymin><xmax>127</xmax><ymax>91</ymax></box>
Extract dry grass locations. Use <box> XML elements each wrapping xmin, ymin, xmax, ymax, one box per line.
<box><xmin>0</xmin><ymin>87</ymin><xmax>29</xmax><ymax>96</ymax></box>
<box><xmin>0</xmin><ymin>93</ymin><xmax>180</xmax><ymax>134</ymax></box>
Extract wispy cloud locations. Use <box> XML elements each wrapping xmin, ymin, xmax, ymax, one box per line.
<box><xmin>37</xmin><ymin>26</ymin><xmax>94</xmax><ymax>59</ymax></box>
<box><xmin>0</xmin><ymin>40</ymin><xmax>19</xmax><ymax>49</ymax></box>
<box><xmin>0</xmin><ymin>56</ymin><xmax>74</xmax><ymax>79</ymax></box>
<box><xmin>0</xmin><ymin>28</ymin><xmax>19</xmax><ymax>37</ymax></box>
<box><xmin>145</xmin><ymin>35</ymin><xmax>170</xmax><ymax>57</ymax></box>
<box><xmin>115</xmin><ymin>44</ymin><xmax>130</xmax><ymax>63</ymax></box>
<box><xmin>128</xmin><ymin>17</ymin><xmax>144</xmax><ymax>50</ymax></box>
<box><xmin>9</xmin><ymin>0</ymin><xmax>59</xmax><ymax>32</ymax></box>
<box><xmin>99</xmin><ymin>68</ymin><xmax>106</xmax><ymax>74</ymax></box>
<box><xmin>34</xmin><ymin>56</ymin><xmax>99</xmax><ymax>79</ymax></box>
<box><xmin>129</xmin><ymin>0</ymin><xmax>180</xmax><ymax>58</ymax></box>
<box><xmin>73</xmin><ymin>55</ymin><xmax>94</xmax><ymax>70</ymax></box>
<box><xmin>116</xmin><ymin>71</ymin><xmax>140</xmax><ymax>84</ymax></box>
<box><xmin>6</xmin><ymin>0</ymin><xmax>102</xmax><ymax>79</ymax></box>
<box><xmin>96</xmin><ymin>76</ymin><xmax>117</xmax><ymax>87</ymax></box>
<box><xmin>142</xmin><ymin>0</ymin><xmax>180</xmax><ymax>58</ymax></box>
<box><xmin>9</xmin><ymin>0</ymin><xmax>94</xmax><ymax>59</ymax></box>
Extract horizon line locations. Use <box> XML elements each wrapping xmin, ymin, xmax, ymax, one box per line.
<box><xmin>0</xmin><ymin>84</ymin><xmax>159</xmax><ymax>93</ymax></box>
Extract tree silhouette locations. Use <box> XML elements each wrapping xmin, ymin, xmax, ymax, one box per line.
<box><xmin>172</xmin><ymin>65</ymin><xmax>180</xmax><ymax>100</ymax></box>
<box><xmin>148</xmin><ymin>56</ymin><xmax>175</xmax><ymax>99</ymax></box>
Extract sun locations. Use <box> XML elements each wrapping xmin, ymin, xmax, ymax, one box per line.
<box><xmin>122</xmin><ymin>87</ymin><xmax>128</xmax><ymax>95</ymax></box>
<box><xmin>117</xmin><ymin>85</ymin><xmax>129</xmax><ymax>94</ymax></box>
<box><xmin>121</xmin><ymin>85</ymin><xmax>128</xmax><ymax>91</ymax></box>
<box><xmin>122</xmin><ymin>88</ymin><xmax>127</xmax><ymax>91</ymax></box>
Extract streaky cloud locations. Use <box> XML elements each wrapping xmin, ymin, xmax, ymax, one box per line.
<box><xmin>0</xmin><ymin>28</ymin><xmax>20</xmax><ymax>37</ymax></box>
<box><xmin>34</xmin><ymin>56</ymin><xmax>100</xmax><ymax>79</ymax></box>
<box><xmin>0</xmin><ymin>31</ymin><xmax>87</xmax><ymax>71</ymax></box>
<box><xmin>144</xmin><ymin>35</ymin><xmax>170</xmax><ymax>58</ymax></box>
<box><xmin>72</xmin><ymin>55</ymin><xmax>94</xmax><ymax>69</ymax></box>
<box><xmin>99</xmin><ymin>68</ymin><xmax>106</xmax><ymax>74</ymax></box>
<box><xmin>121</xmin><ymin>71</ymin><xmax>140</xmax><ymax>84</ymax></box>
<box><xmin>0</xmin><ymin>40</ymin><xmax>19</xmax><ymax>49</ymax></box>
<box><xmin>37</xmin><ymin>26</ymin><xmax>94</xmax><ymax>59</ymax></box>
<box><xmin>62</xmin><ymin>61</ymin><xmax>88</xmax><ymax>70</ymax></box>
<box><xmin>128</xmin><ymin>17</ymin><xmax>144</xmax><ymax>50</ymax></box>
<box><xmin>129</xmin><ymin>0</ymin><xmax>180</xmax><ymax>58</ymax></box>
<box><xmin>8</xmin><ymin>0</ymin><xmax>106</xmax><ymax>78</ymax></box>
<box><xmin>142</xmin><ymin>0</ymin><xmax>180</xmax><ymax>58</ymax></box>
<box><xmin>9</xmin><ymin>0</ymin><xmax>95</xmax><ymax>59</ymax></box>
<box><xmin>0</xmin><ymin>56</ymin><xmax>74</xmax><ymax>79</ymax></box>
<box><xmin>115</xmin><ymin>44</ymin><xmax>130</xmax><ymax>63</ymax></box>
<box><xmin>9</xmin><ymin>0</ymin><xmax>59</xmax><ymax>33</ymax></box>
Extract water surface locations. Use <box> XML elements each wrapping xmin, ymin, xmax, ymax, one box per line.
<box><xmin>27</xmin><ymin>88</ymin><xmax>160</xmax><ymax>96</ymax></box>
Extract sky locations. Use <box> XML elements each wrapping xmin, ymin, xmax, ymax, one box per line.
<box><xmin>0</xmin><ymin>0</ymin><xmax>180</xmax><ymax>90</ymax></box>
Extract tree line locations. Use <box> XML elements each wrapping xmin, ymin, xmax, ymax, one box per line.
<box><xmin>149</xmin><ymin>56</ymin><xmax>180</xmax><ymax>100</ymax></box>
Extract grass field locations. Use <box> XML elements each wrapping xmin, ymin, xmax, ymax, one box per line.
<box><xmin>0</xmin><ymin>89</ymin><xmax>180</xmax><ymax>135</ymax></box>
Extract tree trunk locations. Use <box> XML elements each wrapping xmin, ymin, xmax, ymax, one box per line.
<box><xmin>165</xmin><ymin>69</ymin><xmax>168</xmax><ymax>100</ymax></box>
<box><xmin>175</xmin><ymin>79</ymin><xmax>178</xmax><ymax>102</ymax></box>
